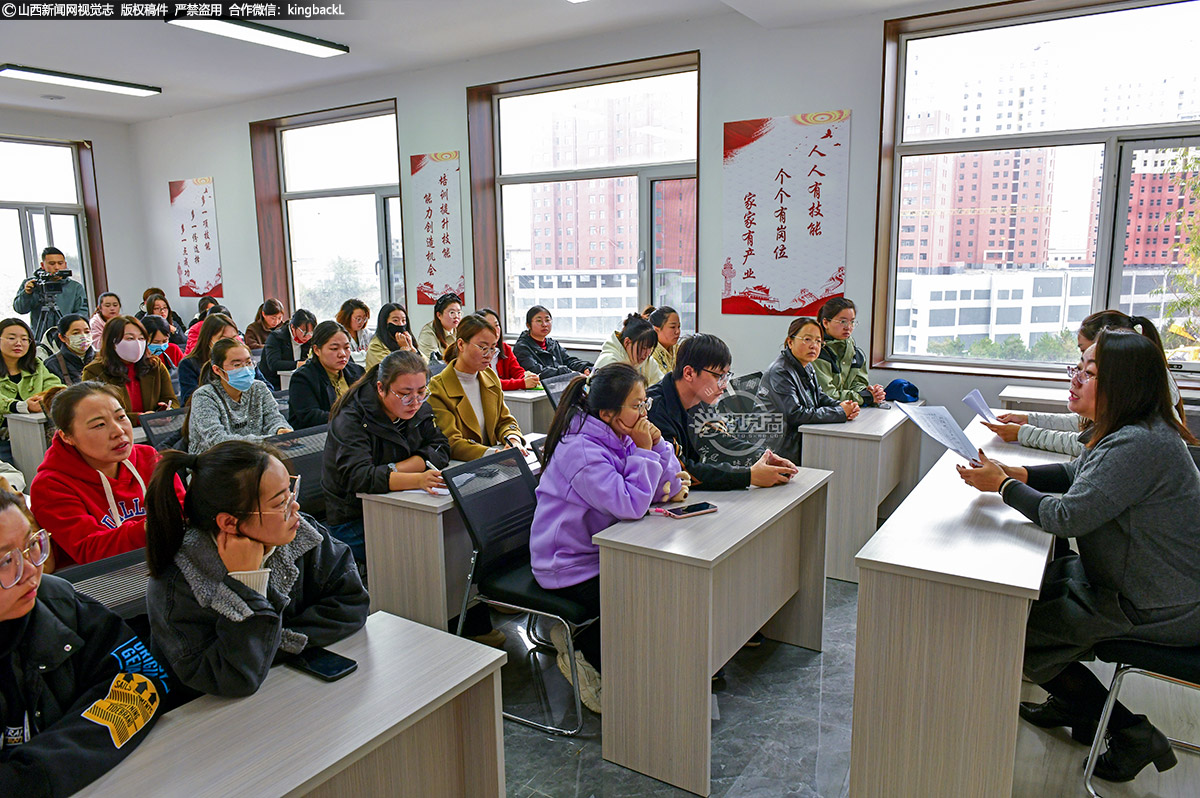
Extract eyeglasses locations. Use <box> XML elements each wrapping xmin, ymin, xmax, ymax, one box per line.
<box><xmin>792</xmin><ymin>336</ymin><xmax>823</xmax><ymax>347</ymax></box>
<box><xmin>388</xmin><ymin>387</ymin><xmax>429</xmax><ymax>407</ymax></box>
<box><xmin>471</xmin><ymin>342</ymin><xmax>499</xmax><ymax>358</ymax></box>
<box><xmin>703</xmin><ymin>368</ymin><xmax>733</xmax><ymax>387</ymax></box>
<box><xmin>0</xmin><ymin>529</ymin><xmax>50</xmax><ymax>590</ymax></box>
<box><xmin>625</xmin><ymin>398</ymin><xmax>653</xmax><ymax>414</ymax></box>
<box><xmin>831</xmin><ymin>319</ymin><xmax>856</xmax><ymax>329</ymax></box>
<box><xmin>1066</xmin><ymin>365</ymin><xmax>1096</xmax><ymax>386</ymax></box>
<box><xmin>256</xmin><ymin>475</ymin><xmax>300</xmax><ymax>519</ymax></box>
<box><xmin>1</xmin><ymin>335</ymin><xmax>30</xmax><ymax>346</ymax></box>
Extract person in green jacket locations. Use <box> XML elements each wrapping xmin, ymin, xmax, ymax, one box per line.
<box><xmin>12</xmin><ymin>247</ymin><xmax>89</xmax><ymax>344</ymax></box>
<box><xmin>812</xmin><ymin>297</ymin><xmax>885</xmax><ymax>407</ymax></box>
<box><xmin>0</xmin><ymin>317</ymin><xmax>64</xmax><ymax>465</ymax></box>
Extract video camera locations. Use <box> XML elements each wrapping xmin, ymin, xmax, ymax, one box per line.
<box><xmin>32</xmin><ymin>267</ymin><xmax>72</xmax><ymax>294</ymax></box>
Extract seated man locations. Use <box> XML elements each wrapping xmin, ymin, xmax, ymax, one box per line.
<box><xmin>647</xmin><ymin>333</ymin><xmax>798</xmax><ymax>490</ymax></box>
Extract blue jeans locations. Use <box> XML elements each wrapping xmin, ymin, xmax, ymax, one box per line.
<box><xmin>327</xmin><ymin>519</ymin><xmax>366</xmax><ymax>565</ymax></box>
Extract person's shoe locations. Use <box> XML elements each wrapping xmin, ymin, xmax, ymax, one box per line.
<box><xmin>1092</xmin><ymin>716</ymin><xmax>1177</xmax><ymax>783</ymax></box>
<box><xmin>743</xmin><ymin>631</ymin><xmax>765</xmax><ymax>648</ymax></box>
<box><xmin>1019</xmin><ymin>696</ymin><xmax>1097</xmax><ymax>745</ymax></box>
<box><xmin>549</xmin><ymin>623</ymin><xmax>601</xmax><ymax>713</ymax></box>
<box><xmin>470</xmin><ymin>628</ymin><xmax>507</xmax><ymax>648</ymax></box>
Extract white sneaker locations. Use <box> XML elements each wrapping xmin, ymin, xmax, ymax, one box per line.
<box><xmin>549</xmin><ymin>623</ymin><xmax>602</xmax><ymax>714</ymax></box>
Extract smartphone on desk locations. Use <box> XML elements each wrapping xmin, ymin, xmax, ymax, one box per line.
<box><xmin>286</xmin><ymin>647</ymin><xmax>357</xmax><ymax>682</ymax></box>
<box><xmin>656</xmin><ymin>501</ymin><xmax>718</xmax><ymax>519</ymax></box>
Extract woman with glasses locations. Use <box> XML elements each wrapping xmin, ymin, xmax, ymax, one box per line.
<box><xmin>428</xmin><ymin>314</ymin><xmax>526</xmax><ymax>461</ymax></box>
<box><xmin>0</xmin><ymin>317</ymin><xmax>62</xmax><ymax>464</ymax></box>
<box><xmin>287</xmin><ymin>321</ymin><xmax>365</xmax><ymax>431</ymax></box>
<box><xmin>322</xmin><ymin>350</ymin><xmax>450</xmax><ymax>564</ymax></box>
<box><xmin>0</xmin><ymin>491</ymin><xmax>168</xmax><ymax>795</ymax></box>
<box><xmin>144</xmin><ymin>439</ymin><xmax>369</xmax><ymax>698</ymax></box>
<box><xmin>261</xmin><ymin>309</ymin><xmax>317</xmax><ymax>390</ymax></box>
<box><xmin>594</xmin><ymin>313</ymin><xmax>664</xmax><ymax>386</ymax></box>
<box><xmin>530</xmin><ymin>363</ymin><xmax>686</xmax><ymax>713</ymax></box>
<box><xmin>756</xmin><ymin>317</ymin><xmax>860</xmax><ymax>464</ymax></box>
<box><xmin>186</xmin><ymin>338</ymin><xmax>291</xmax><ymax>454</ymax></box>
<box><xmin>178</xmin><ymin>313</ymin><xmax>240</xmax><ymax>404</ymax></box>
<box><xmin>813</xmin><ymin>298</ymin><xmax>886</xmax><ymax>407</ymax></box>
<box><xmin>31</xmin><ymin>382</ymin><xmax>183</xmax><ymax>568</ymax></box>
<box><xmin>958</xmin><ymin>329</ymin><xmax>1200</xmax><ymax>784</ymax></box>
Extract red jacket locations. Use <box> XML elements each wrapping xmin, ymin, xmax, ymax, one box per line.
<box><xmin>31</xmin><ymin>435</ymin><xmax>183</xmax><ymax>567</ymax></box>
<box><xmin>493</xmin><ymin>340</ymin><xmax>528</xmax><ymax>391</ymax></box>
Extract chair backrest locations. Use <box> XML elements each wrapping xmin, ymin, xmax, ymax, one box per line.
<box><xmin>251</xmin><ymin>349</ymin><xmax>263</xmax><ymax>365</ymax></box>
<box><xmin>428</xmin><ymin>358</ymin><xmax>447</xmax><ymax>377</ymax></box>
<box><xmin>58</xmin><ymin>548</ymin><xmax>150</xmax><ymax>619</ymax></box>
<box><xmin>720</xmin><ymin>370</ymin><xmax>764</xmax><ymax>415</ymax></box>
<box><xmin>272</xmin><ymin>389</ymin><xmax>289</xmax><ymax>420</ymax></box>
<box><xmin>443</xmin><ymin>448</ymin><xmax>539</xmax><ymax>579</ymax></box>
<box><xmin>1189</xmin><ymin>445</ymin><xmax>1200</xmax><ymax>471</ymax></box>
<box><xmin>540</xmin><ymin>371</ymin><xmax>582</xmax><ymax>410</ymax></box>
<box><xmin>266</xmin><ymin>425</ymin><xmax>328</xmax><ymax>519</ymax></box>
<box><xmin>140</xmin><ymin>407</ymin><xmax>189</xmax><ymax>451</ymax></box>
<box><xmin>531</xmin><ymin>437</ymin><xmax>547</xmax><ymax>465</ymax></box>
<box><xmin>731</xmin><ymin>371</ymin><xmax>763</xmax><ymax>397</ymax></box>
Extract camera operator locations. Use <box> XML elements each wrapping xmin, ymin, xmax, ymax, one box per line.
<box><xmin>14</xmin><ymin>246</ymin><xmax>89</xmax><ymax>343</ymax></box>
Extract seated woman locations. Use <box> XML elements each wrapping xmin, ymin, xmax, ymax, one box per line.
<box><xmin>0</xmin><ymin>318</ymin><xmax>62</xmax><ymax>463</ymax></box>
<box><xmin>755</xmin><ymin>317</ymin><xmax>859</xmax><ymax>463</ymax></box>
<box><xmin>178</xmin><ymin>314</ymin><xmax>241</xmax><ymax>403</ymax></box>
<box><xmin>186</xmin><ymin>295</ymin><xmax>218</xmax><ymax>331</ymax></box>
<box><xmin>141</xmin><ymin>315</ymin><xmax>184</xmax><ymax>371</ymax></box>
<box><xmin>288</xmin><ymin>322</ymin><xmax>364</xmax><ymax>430</ymax></box>
<box><xmin>365</xmin><ymin>302</ymin><xmax>419</xmax><ymax>369</ymax></box>
<box><xmin>145</xmin><ymin>440</ymin><xmax>369</xmax><ymax>697</ymax></box>
<box><xmin>531</xmin><ymin>364</ymin><xmax>685</xmax><ymax>713</ymax></box>
<box><xmin>89</xmin><ymin>291</ymin><xmax>122</xmax><ymax>351</ymax></box>
<box><xmin>183</xmin><ymin>304</ymin><xmax>232</xmax><ymax>356</ymax></box>
<box><xmin>476</xmin><ymin>307</ymin><xmax>539</xmax><ymax>390</ymax></box>
<box><xmin>261</xmin><ymin>309</ymin><xmax>316</xmax><ymax>390</ymax></box>
<box><xmin>958</xmin><ymin>329</ymin><xmax>1200</xmax><ymax>783</ymax></box>
<box><xmin>647</xmin><ymin>306</ymin><xmax>682</xmax><ymax>376</ymax></box>
<box><xmin>512</xmin><ymin>305</ymin><xmax>593</xmax><ymax>379</ymax></box>
<box><xmin>323</xmin><ymin>350</ymin><xmax>450</xmax><ymax>563</ymax></box>
<box><xmin>594</xmin><ymin>313</ymin><xmax>664</xmax><ymax>386</ymax></box>
<box><xmin>243</xmin><ymin>299</ymin><xmax>285</xmax><ymax>351</ymax></box>
<box><xmin>142</xmin><ymin>292</ymin><xmax>187</xmax><ymax>348</ymax></box>
<box><xmin>416</xmin><ymin>293</ymin><xmax>463</xmax><ymax>362</ymax></box>
<box><xmin>82</xmin><ymin>316</ymin><xmax>177</xmax><ymax>425</ymax></box>
<box><xmin>31</xmin><ymin>382</ymin><xmax>182</xmax><ymax>567</ymax></box>
<box><xmin>428</xmin><ymin>314</ymin><xmax>525</xmax><ymax>461</ymax></box>
<box><xmin>45</xmin><ymin>313</ymin><xmax>95</xmax><ymax>386</ymax></box>
<box><xmin>335</xmin><ymin>298</ymin><xmax>372</xmax><ymax>353</ymax></box>
<box><xmin>0</xmin><ymin>490</ymin><xmax>165</xmax><ymax>796</ymax></box>
<box><xmin>812</xmin><ymin>297</ymin><xmax>886</xmax><ymax>407</ymax></box>
<box><xmin>187</xmin><ymin>338</ymin><xmax>291</xmax><ymax>454</ymax></box>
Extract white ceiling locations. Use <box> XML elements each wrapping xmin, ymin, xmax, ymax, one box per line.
<box><xmin>0</xmin><ymin>0</ymin><xmax>930</xmax><ymax>124</ymax></box>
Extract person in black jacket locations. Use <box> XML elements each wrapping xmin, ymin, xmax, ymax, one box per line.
<box><xmin>646</xmin><ymin>333</ymin><xmax>798</xmax><ymax>491</ymax></box>
<box><xmin>323</xmin><ymin>350</ymin><xmax>450</xmax><ymax>562</ymax></box>
<box><xmin>0</xmin><ymin>490</ymin><xmax>166</xmax><ymax>797</ymax></box>
<box><xmin>139</xmin><ymin>293</ymin><xmax>187</xmax><ymax>348</ymax></box>
<box><xmin>512</xmin><ymin>305</ymin><xmax>592</xmax><ymax>378</ymax></box>
<box><xmin>261</xmin><ymin>309</ymin><xmax>316</xmax><ymax>390</ymax></box>
<box><xmin>43</xmin><ymin>313</ymin><xmax>95</xmax><ymax>386</ymax></box>
<box><xmin>287</xmin><ymin>321</ymin><xmax>364</xmax><ymax>430</ymax></box>
<box><xmin>144</xmin><ymin>440</ymin><xmax>369</xmax><ymax>698</ymax></box>
<box><xmin>755</xmin><ymin>317</ymin><xmax>859</xmax><ymax>463</ymax></box>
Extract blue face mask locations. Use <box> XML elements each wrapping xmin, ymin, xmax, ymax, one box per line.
<box><xmin>223</xmin><ymin>365</ymin><xmax>256</xmax><ymax>392</ymax></box>
<box><xmin>147</xmin><ymin>342</ymin><xmax>169</xmax><ymax>356</ymax></box>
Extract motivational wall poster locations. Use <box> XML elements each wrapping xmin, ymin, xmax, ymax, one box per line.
<box><xmin>721</xmin><ymin>110</ymin><xmax>851</xmax><ymax>315</ymax></box>
<box><xmin>170</xmin><ymin>177</ymin><xmax>223</xmax><ymax>298</ymax></box>
<box><xmin>410</xmin><ymin>151</ymin><xmax>466</xmax><ymax>304</ymax></box>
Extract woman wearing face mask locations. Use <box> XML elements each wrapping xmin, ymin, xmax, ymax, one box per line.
<box><xmin>142</xmin><ymin>292</ymin><xmax>187</xmax><ymax>348</ymax></box>
<box><xmin>594</xmin><ymin>313</ymin><xmax>665</xmax><ymax>386</ymax></box>
<box><xmin>141</xmin><ymin>315</ymin><xmax>184</xmax><ymax>371</ymax></box>
<box><xmin>30</xmin><ymin>382</ymin><xmax>184</xmax><ymax>567</ymax></box>
<box><xmin>287</xmin><ymin>321</ymin><xmax>365</xmax><ymax>430</ymax></box>
<box><xmin>365</xmin><ymin>302</ymin><xmax>419</xmax><ymax>369</ymax></box>
<box><xmin>262</xmin><ymin>309</ymin><xmax>317</xmax><ymax>390</ymax></box>
<box><xmin>335</xmin><ymin>299</ymin><xmax>372</xmax><ymax>353</ymax></box>
<box><xmin>243</xmin><ymin>299</ymin><xmax>286</xmax><ymax>351</ymax></box>
<box><xmin>647</xmin><ymin>306</ymin><xmax>683</xmax><ymax>376</ymax></box>
<box><xmin>177</xmin><ymin>313</ymin><xmax>240</xmax><ymax>404</ymax></box>
<box><xmin>0</xmin><ymin>318</ymin><xmax>63</xmax><ymax>464</ymax></box>
<box><xmin>145</xmin><ymin>440</ymin><xmax>369</xmax><ymax>697</ymax></box>
<box><xmin>45</xmin><ymin>313</ymin><xmax>95</xmax><ymax>385</ymax></box>
<box><xmin>416</xmin><ymin>293</ymin><xmax>463</xmax><ymax>362</ymax></box>
<box><xmin>89</xmin><ymin>291</ymin><xmax>121</xmax><ymax>351</ymax></box>
<box><xmin>82</xmin><ymin>316</ymin><xmax>177</xmax><ymax>425</ymax></box>
<box><xmin>476</xmin><ymin>308</ymin><xmax>539</xmax><ymax>390</ymax></box>
<box><xmin>186</xmin><ymin>339</ymin><xmax>291</xmax><ymax>454</ymax></box>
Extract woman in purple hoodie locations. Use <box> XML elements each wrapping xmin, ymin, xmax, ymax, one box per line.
<box><xmin>531</xmin><ymin>362</ymin><xmax>687</xmax><ymax>713</ymax></box>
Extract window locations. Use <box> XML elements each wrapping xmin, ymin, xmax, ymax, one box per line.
<box><xmin>483</xmin><ymin>57</ymin><xmax>698</xmax><ymax>342</ymax></box>
<box><xmin>879</xmin><ymin>1</ymin><xmax>1200</xmax><ymax>370</ymax></box>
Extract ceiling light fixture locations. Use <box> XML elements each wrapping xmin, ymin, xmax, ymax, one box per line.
<box><xmin>167</xmin><ymin>19</ymin><xmax>350</xmax><ymax>58</ymax></box>
<box><xmin>0</xmin><ymin>64</ymin><xmax>161</xmax><ymax>97</ymax></box>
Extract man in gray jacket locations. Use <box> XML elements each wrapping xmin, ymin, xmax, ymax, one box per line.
<box><xmin>13</xmin><ymin>247</ymin><xmax>89</xmax><ymax>343</ymax></box>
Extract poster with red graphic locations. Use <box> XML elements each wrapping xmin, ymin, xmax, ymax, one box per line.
<box><xmin>721</xmin><ymin>111</ymin><xmax>850</xmax><ymax>316</ymax></box>
<box><xmin>170</xmin><ymin>177</ymin><xmax>222</xmax><ymax>298</ymax></box>
<box><xmin>410</xmin><ymin>152</ymin><xmax>465</xmax><ymax>305</ymax></box>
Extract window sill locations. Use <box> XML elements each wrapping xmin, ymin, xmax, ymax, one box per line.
<box><xmin>871</xmin><ymin>357</ymin><xmax>1200</xmax><ymax>394</ymax></box>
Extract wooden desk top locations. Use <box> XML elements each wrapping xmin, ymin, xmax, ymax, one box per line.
<box><xmin>796</xmin><ymin>404</ymin><xmax>913</xmax><ymax>440</ymax></box>
<box><xmin>503</xmin><ymin>389</ymin><xmax>548</xmax><ymax>402</ymax></box>
<box><xmin>594</xmin><ymin>468</ymin><xmax>831</xmax><ymax>568</ymax></box>
<box><xmin>86</xmin><ymin>612</ymin><xmax>505</xmax><ymax>797</ymax></box>
<box><xmin>855</xmin><ymin>418</ymin><xmax>1071</xmax><ymax>599</ymax></box>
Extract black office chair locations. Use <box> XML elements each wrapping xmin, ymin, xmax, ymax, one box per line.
<box><xmin>720</xmin><ymin>371</ymin><xmax>764</xmax><ymax>415</ymax></box>
<box><xmin>140</xmin><ymin>407</ymin><xmax>189</xmax><ymax>451</ymax></box>
<box><xmin>58</xmin><ymin>548</ymin><xmax>150</xmax><ymax>620</ymax></box>
<box><xmin>272</xmin><ymin>389</ymin><xmax>289</xmax><ymax>420</ymax></box>
<box><xmin>540</xmin><ymin>371</ymin><xmax>582</xmax><ymax>411</ymax></box>
<box><xmin>428</xmin><ymin>357</ymin><xmax>447</xmax><ymax>377</ymax></box>
<box><xmin>266</xmin><ymin>426</ymin><xmax>328</xmax><ymax>520</ymax></box>
<box><xmin>531</xmin><ymin>437</ymin><xmax>547</xmax><ymax>466</ymax></box>
<box><xmin>443</xmin><ymin>448</ymin><xmax>596</xmax><ymax>736</ymax></box>
<box><xmin>1083</xmin><ymin>640</ymin><xmax>1200</xmax><ymax>796</ymax></box>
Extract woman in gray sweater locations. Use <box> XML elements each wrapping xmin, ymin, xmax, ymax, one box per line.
<box><xmin>187</xmin><ymin>338</ymin><xmax>291</xmax><ymax>454</ymax></box>
<box><xmin>959</xmin><ymin>329</ymin><xmax>1200</xmax><ymax>784</ymax></box>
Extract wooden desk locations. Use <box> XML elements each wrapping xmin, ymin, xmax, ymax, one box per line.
<box><xmin>86</xmin><ymin>612</ymin><xmax>506</xmax><ymax>798</ymax></box>
<box><xmin>9</xmin><ymin>412</ymin><xmax>146</xmax><ymax>483</ymax></box>
<box><xmin>999</xmin><ymin>384</ymin><xmax>1069</xmax><ymax>413</ymax></box>
<box><xmin>798</xmin><ymin>404</ymin><xmax>921</xmax><ymax>583</ymax></box>
<box><xmin>279</xmin><ymin>369</ymin><xmax>294</xmax><ymax>390</ymax></box>
<box><xmin>849</xmin><ymin>419</ymin><xmax>1071</xmax><ymax>798</ymax></box>
<box><xmin>596</xmin><ymin>471</ymin><xmax>832</xmax><ymax>796</ymax></box>
<box><xmin>503</xmin><ymin>388</ymin><xmax>553</xmax><ymax>435</ymax></box>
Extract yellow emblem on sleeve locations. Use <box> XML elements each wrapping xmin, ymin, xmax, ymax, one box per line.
<box><xmin>82</xmin><ymin>672</ymin><xmax>159</xmax><ymax>748</ymax></box>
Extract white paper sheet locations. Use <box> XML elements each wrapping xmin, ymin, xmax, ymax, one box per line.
<box><xmin>897</xmin><ymin>403</ymin><xmax>980</xmax><ymax>463</ymax></box>
<box><xmin>962</xmin><ymin>389</ymin><xmax>999</xmax><ymax>423</ymax></box>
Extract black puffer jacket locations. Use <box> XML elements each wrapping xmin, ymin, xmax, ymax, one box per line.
<box><xmin>261</xmin><ymin>325</ymin><xmax>312</xmax><ymax>390</ymax></box>
<box><xmin>287</xmin><ymin>358</ymin><xmax>366</xmax><ymax>431</ymax></box>
<box><xmin>511</xmin><ymin>331</ymin><xmax>592</xmax><ymax>378</ymax></box>
<box><xmin>755</xmin><ymin>348</ymin><xmax>846</xmax><ymax>463</ymax></box>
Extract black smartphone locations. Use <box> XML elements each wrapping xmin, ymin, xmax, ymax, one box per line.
<box><xmin>660</xmin><ymin>501</ymin><xmax>718</xmax><ymax>519</ymax></box>
<box><xmin>286</xmin><ymin>647</ymin><xmax>357</xmax><ymax>682</ymax></box>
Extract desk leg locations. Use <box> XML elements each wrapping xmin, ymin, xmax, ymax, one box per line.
<box><xmin>848</xmin><ymin>569</ymin><xmax>1029</xmax><ymax>798</ymax></box>
<box><xmin>509</xmin><ymin>402</ymin><xmax>533</xmax><ymax>435</ymax></box>
<box><xmin>602</xmin><ymin>549</ymin><xmax>712</xmax><ymax>796</ymax></box>
<box><xmin>9</xmin><ymin>420</ymin><xmax>48</xmax><ymax>485</ymax></box>
<box><xmin>363</xmin><ymin>502</ymin><xmax>450</xmax><ymax>630</ymax></box>
<box><xmin>530</xmin><ymin>398</ymin><xmax>554</xmax><ymax>435</ymax></box>
<box><xmin>761</xmin><ymin>485</ymin><xmax>826</xmax><ymax>651</ymax></box>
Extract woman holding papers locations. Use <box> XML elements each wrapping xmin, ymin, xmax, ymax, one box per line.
<box><xmin>958</xmin><ymin>329</ymin><xmax>1200</xmax><ymax>784</ymax></box>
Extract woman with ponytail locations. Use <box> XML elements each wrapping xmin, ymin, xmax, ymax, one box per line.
<box><xmin>530</xmin><ymin>363</ymin><xmax>688</xmax><ymax>713</ymax></box>
<box><xmin>186</xmin><ymin>338</ymin><xmax>291</xmax><ymax>454</ymax></box>
<box><xmin>145</xmin><ymin>440</ymin><xmax>368</xmax><ymax>697</ymax></box>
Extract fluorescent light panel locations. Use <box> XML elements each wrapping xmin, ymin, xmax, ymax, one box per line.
<box><xmin>0</xmin><ymin>64</ymin><xmax>160</xmax><ymax>97</ymax></box>
<box><xmin>167</xmin><ymin>19</ymin><xmax>349</xmax><ymax>58</ymax></box>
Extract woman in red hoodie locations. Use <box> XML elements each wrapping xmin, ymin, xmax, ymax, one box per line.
<box><xmin>476</xmin><ymin>308</ymin><xmax>540</xmax><ymax>391</ymax></box>
<box><xmin>30</xmin><ymin>381</ymin><xmax>182</xmax><ymax>567</ymax></box>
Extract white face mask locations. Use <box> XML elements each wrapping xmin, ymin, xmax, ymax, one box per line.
<box><xmin>66</xmin><ymin>333</ymin><xmax>89</xmax><ymax>353</ymax></box>
<box><xmin>114</xmin><ymin>339</ymin><xmax>146</xmax><ymax>364</ymax></box>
